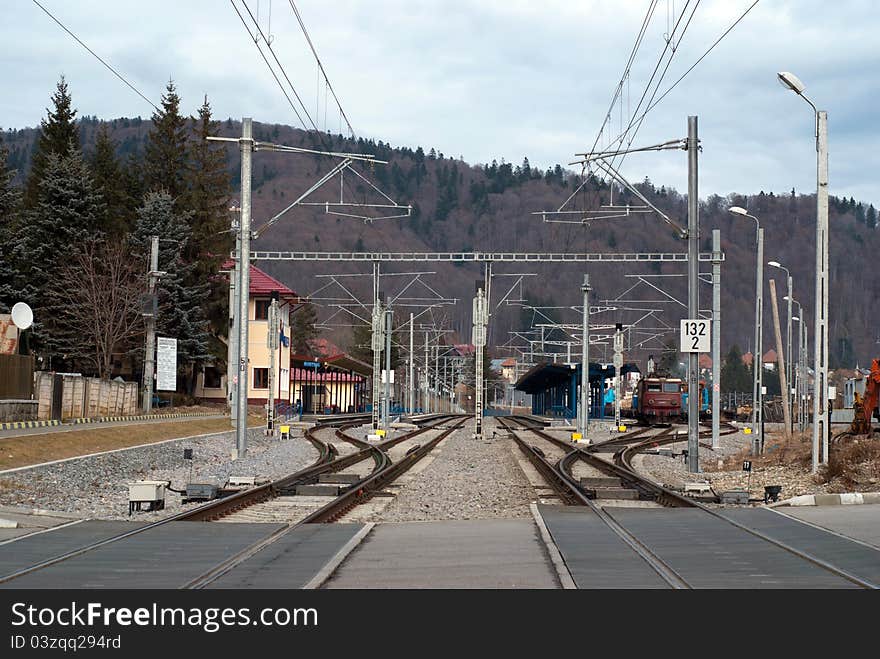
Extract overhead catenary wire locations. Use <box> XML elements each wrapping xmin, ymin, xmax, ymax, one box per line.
<box><xmin>603</xmin><ymin>0</ymin><xmax>761</xmax><ymax>154</ymax></box>
<box><xmin>30</xmin><ymin>0</ymin><xmax>159</xmax><ymax>112</ymax></box>
<box><xmin>288</xmin><ymin>0</ymin><xmax>356</xmax><ymax>138</ymax></box>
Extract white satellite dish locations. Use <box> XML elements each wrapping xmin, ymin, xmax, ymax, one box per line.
<box><xmin>11</xmin><ymin>302</ymin><xmax>33</xmax><ymax>330</ymax></box>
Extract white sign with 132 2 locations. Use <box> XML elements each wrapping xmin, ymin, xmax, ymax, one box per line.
<box><xmin>680</xmin><ymin>319</ymin><xmax>710</xmax><ymax>353</ymax></box>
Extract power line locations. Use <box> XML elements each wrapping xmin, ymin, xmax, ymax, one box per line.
<box><xmin>609</xmin><ymin>0</ymin><xmax>700</xmax><ymax>172</ymax></box>
<box><xmin>231</xmin><ymin>0</ymin><xmax>313</xmax><ymax>131</ymax></box>
<box><xmin>31</xmin><ymin>0</ymin><xmax>159</xmax><ymax>112</ymax></box>
<box><xmin>608</xmin><ymin>0</ymin><xmax>761</xmax><ymax>150</ymax></box>
<box><xmin>287</xmin><ymin>0</ymin><xmax>356</xmax><ymax>138</ymax></box>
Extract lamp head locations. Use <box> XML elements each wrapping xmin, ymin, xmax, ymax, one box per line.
<box><xmin>728</xmin><ymin>206</ymin><xmax>749</xmax><ymax>216</ymax></box>
<box><xmin>768</xmin><ymin>260</ymin><xmax>782</xmax><ymax>268</ymax></box>
<box><xmin>792</xmin><ymin>316</ymin><xmax>800</xmax><ymax>322</ymax></box>
<box><xmin>777</xmin><ymin>71</ymin><xmax>806</xmax><ymax>95</ymax></box>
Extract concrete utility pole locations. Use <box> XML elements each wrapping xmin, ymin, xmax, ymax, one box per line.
<box><xmin>815</xmin><ymin>109</ymin><xmax>830</xmax><ymax>469</ymax></box>
<box><xmin>769</xmin><ymin>280</ymin><xmax>792</xmax><ymax>438</ymax></box>
<box><xmin>383</xmin><ymin>308</ymin><xmax>392</xmax><ymax>430</ymax></box>
<box><xmin>473</xmin><ymin>283</ymin><xmax>488</xmax><ymax>439</ymax></box>
<box><xmin>785</xmin><ymin>273</ymin><xmax>793</xmax><ymax>427</ymax></box>
<box><xmin>579</xmin><ymin>274</ymin><xmax>591</xmax><ymax>437</ymax></box>
<box><xmin>142</xmin><ymin>235</ymin><xmax>160</xmax><ymax>413</ymax></box>
<box><xmin>686</xmin><ymin>116</ymin><xmax>700</xmax><ymax>473</ymax></box>
<box><xmin>409</xmin><ymin>312</ymin><xmax>414</xmax><ymax>414</ymax></box>
<box><xmin>227</xmin><ymin>207</ymin><xmax>241</xmax><ymax>427</ymax></box>
<box><xmin>233</xmin><ymin>118</ymin><xmax>254</xmax><ymax>459</ymax></box>
<box><xmin>266</xmin><ymin>294</ymin><xmax>279</xmax><ymax>434</ymax></box>
<box><xmin>424</xmin><ymin>331</ymin><xmax>429</xmax><ymax>413</ymax></box>
<box><xmin>711</xmin><ymin>229</ymin><xmax>722</xmax><ymax>448</ymax></box>
<box><xmin>370</xmin><ymin>292</ymin><xmax>384</xmax><ymax>431</ymax></box>
<box><xmin>613</xmin><ymin>322</ymin><xmax>623</xmax><ymax>430</ymax></box>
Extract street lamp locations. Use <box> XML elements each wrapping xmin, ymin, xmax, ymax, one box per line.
<box><xmin>778</xmin><ymin>70</ymin><xmax>829</xmax><ymax>473</ymax></box>
<box><xmin>788</xmin><ymin>296</ymin><xmax>809</xmax><ymax>434</ymax></box>
<box><xmin>729</xmin><ymin>206</ymin><xmax>764</xmax><ymax>452</ymax></box>
<box><xmin>768</xmin><ymin>260</ymin><xmax>794</xmax><ymax>424</ymax></box>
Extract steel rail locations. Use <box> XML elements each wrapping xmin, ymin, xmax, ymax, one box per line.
<box><xmin>183</xmin><ymin>416</ymin><xmax>466</xmax><ymax>588</ymax></box>
<box><xmin>504</xmin><ymin>417</ymin><xmax>877</xmax><ymax>589</ymax></box>
<box><xmin>496</xmin><ymin>416</ymin><xmax>691</xmax><ymax>588</ymax></box>
<box><xmin>0</xmin><ymin>416</ymin><xmax>449</xmax><ymax>585</ymax></box>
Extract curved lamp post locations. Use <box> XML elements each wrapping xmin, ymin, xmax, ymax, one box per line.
<box><xmin>729</xmin><ymin>206</ymin><xmax>763</xmax><ymax>452</ymax></box>
<box><xmin>778</xmin><ymin>71</ymin><xmax>829</xmax><ymax>473</ymax></box>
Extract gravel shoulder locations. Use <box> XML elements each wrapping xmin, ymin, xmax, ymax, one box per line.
<box><xmin>363</xmin><ymin>418</ymin><xmax>535</xmax><ymax>522</ymax></box>
<box><xmin>0</xmin><ymin>428</ymin><xmax>318</xmax><ymax>521</ymax></box>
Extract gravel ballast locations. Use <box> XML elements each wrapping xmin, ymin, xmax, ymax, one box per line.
<box><xmin>0</xmin><ymin>428</ymin><xmax>317</xmax><ymax>520</ymax></box>
<box><xmin>366</xmin><ymin>418</ymin><xmax>535</xmax><ymax>522</ymax></box>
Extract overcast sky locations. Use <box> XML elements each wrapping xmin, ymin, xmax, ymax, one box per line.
<box><xmin>2</xmin><ymin>0</ymin><xmax>877</xmax><ymax>207</ymax></box>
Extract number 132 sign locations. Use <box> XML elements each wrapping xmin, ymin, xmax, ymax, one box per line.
<box><xmin>680</xmin><ymin>319</ymin><xmax>710</xmax><ymax>353</ymax></box>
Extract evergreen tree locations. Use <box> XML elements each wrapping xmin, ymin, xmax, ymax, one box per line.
<box><xmin>183</xmin><ymin>96</ymin><xmax>232</xmax><ymax>359</ymax></box>
<box><xmin>89</xmin><ymin>124</ymin><xmax>130</xmax><ymax>235</ymax></box>
<box><xmin>23</xmin><ymin>76</ymin><xmax>79</xmax><ymax>209</ymax></box>
<box><xmin>0</xmin><ymin>136</ymin><xmax>21</xmax><ymax>313</ymax></box>
<box><xmin>14</xmin><ymin>146</ymin><xmax>106</xmax><ymax>359</ymax></box>
<box><xmin>132</xmin><ymin>192</ymin><xmax>210</xmax><ymax>392</ymax></box>
<box><xmin>720</xmin><ymin>345</ymin><xmax>751</xmax><ymax>393</ymax></box>
<box><xmin>291</xmin><ymin>303</ymin><xmax>319</xmax><ymax>355</ymax></box>
<box><xmin>866</xmin><ymin>204</ymin><xmax>877</xmax><ymax>229</ymax></box>
<box><xmin>143</xmin><ymin>82</ymin><xmax>188</xmax><ymax>202</ymax></box>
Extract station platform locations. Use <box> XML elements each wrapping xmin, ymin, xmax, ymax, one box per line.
<box><xmin>323</xmin><ymin>519</ymin><xmax>559</xmax><ymax>589</ymax></box>
<box><xmin>600</xmin><ymin>507</ymin><xmax>867</xmax><ymax>588</ymax></box>
<box><xmin>0</xmin><ymin>521</ymin><xmax>285</xmax><ymax>588</ymax></box>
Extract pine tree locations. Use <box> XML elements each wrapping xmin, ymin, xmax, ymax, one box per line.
<box><xmin>132</xmin><ymin>192</ymin><xmax>210</xmax><ymax>392</ymax></box>
<box><xmin>90</xmin><ymin>124</ymin><xmax>131</xmax><ymax>235</ymax></box>
<box><xmin>720</xmin><ymin>345</ymin><xmax>751</xmax><ymax>393</ymax></box>
<box><xmin>143</xmin><ymin>82</ymin><xmax>188</xmax><ymax>202</ymax></box>
<box><xmin>15</xmin><ymin>146</ymin><xmax>106</xmax><ymax>359</ymax></box>
<box><xmin>23</xmin><ymin>76</ymin><xmax>79</xmax><ymax>209</ymax></box>
<box><xmin>183</xmin><ymin>96</ymin><xmax>232</xmax><ymax>360</ymax></box>
<box><xmin>866</xmin><ymin>204</ymin><xmax>877</xmax><ymax>229</ymax></box>
<box><xmin>291</xmin><ymin>303</ymin><xmax>319</xmax><ymax>355</ymax></box>
<box><xmin>0</xmin><ymin>136</ymin><xmax>22</xmax><ymax>313</ymax></box>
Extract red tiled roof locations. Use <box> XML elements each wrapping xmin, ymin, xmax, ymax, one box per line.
<box><xmin>763</xmin><ymin>349</ymin><xmax>778</xmax><ymax>362</ymax></box>
<box><xmin>220</xmin><ymin>261</ymin><xmax>299</xmax><ymax>300</ymax></box>
<box><xmin>742</xmin><ymin>351</ymin><xmax>753</xmax><ymax>366</ymax></box>
<box><xmin>699</xmin><ymin>354</ymin><xmax>712</xmax><ymax>368</ymax></box>
<box><xmin>501</xmin><ymin>358</ymin><xmax>516</xmax><ymax>367</ymax></box>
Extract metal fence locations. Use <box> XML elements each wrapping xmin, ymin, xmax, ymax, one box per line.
<box><xmin>0</xmin><ymin>354</ymin><xmax>34</xmax><ymax>399</ymax></box>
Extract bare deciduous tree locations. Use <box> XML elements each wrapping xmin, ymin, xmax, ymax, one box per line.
<box><xmin>52</xmin><ymin>239</ymin><xmax>145</xmax><ymax>378</ymax></box>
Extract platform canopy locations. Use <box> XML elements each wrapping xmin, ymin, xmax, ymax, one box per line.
<box><xmin>515</xmin><ymin>361</ymin><xmax>641</xmax><ymax>394</ymax></box>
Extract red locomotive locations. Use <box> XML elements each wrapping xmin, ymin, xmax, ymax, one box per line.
<box><xmin>632</xmin><ymin>375</ymin><xmax>684</xmax><ymax>422</ymax></box>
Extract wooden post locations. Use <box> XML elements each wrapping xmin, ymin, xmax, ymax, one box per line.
<box><xmin>769</xmin><ymin>279</ymin><xmax>792</xmax><ymax>439</ymax></box>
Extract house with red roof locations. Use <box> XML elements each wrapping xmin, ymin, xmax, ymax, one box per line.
<box><xmin>195</xmin><ymin>263</ymin><xmax>301</xmax><ymax>405</ymax></box>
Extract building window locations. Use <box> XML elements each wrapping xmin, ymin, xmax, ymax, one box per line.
<box><xmin>255</xmin><ymin>299</ymin><xmax>271</xmax><ymax>320</ymax></box>
<box><xmin>253</xmin><ymin>368</ymin><xmax>269</xmax><ymax>389</ymax></box>
<box><xmin>204</xmin><ymin>367</ymin><xmax>222</xmax><ymax>389</ymax></box>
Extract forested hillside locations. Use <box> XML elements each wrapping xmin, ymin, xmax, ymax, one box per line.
<box><xmin>2</xmin><ymin>79</ymin><xmax>878</xmax><ymax>377</ymax></box>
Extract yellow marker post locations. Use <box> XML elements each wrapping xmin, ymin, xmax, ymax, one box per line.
<box><xmin>571</xmin><ymin>432</ymin><xmax>583</xmax><ymax>442</ymax></box>
<box><xmin>744</xmin><ymin>427</ymin><xmax>752</xmax><ymax>435</ymax></box>
<box><xmin>376</xmin><ymin>429</ymin><xmax>386</xmax><ymax>437</ymax></box>
<box><xmin>279</xmin><ymin>425</ymin><xmax>290</xmax><ymax>440</ymax></box>
<box><xmin>618</xmin><ymin>425</ymin><xmax>627</xmax><ymax>432</ymax></box>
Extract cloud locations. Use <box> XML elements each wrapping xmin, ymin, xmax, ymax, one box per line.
<box><xmin>2</xmin><ymin>0</ymin><xmax>877</xmax><ymax>206</ymax></box>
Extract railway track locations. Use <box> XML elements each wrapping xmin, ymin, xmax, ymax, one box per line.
<box><xmin>0</xmin><ymin>414</ymin><xmax>464</xmax><ymax>588</ymax></box>
<box><xmin>498</xmin><ymin>415</ymin><xmax>878</xmax><ymax>589</ymax></box>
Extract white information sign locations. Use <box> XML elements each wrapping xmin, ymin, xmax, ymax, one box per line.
<box><xmin>156</xmin><ymin>337</ymin><xmax>178</xmax><ymax>391</ymax></box>
<box><xmin>381</xmin><ymin>369</ymin><xmax>395</xmax><ymax>384</ymax></box>
<box><xmin>680</xmin><ymin>319</ymin><xmax>710</xmax><ymax>353</ymax></box>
